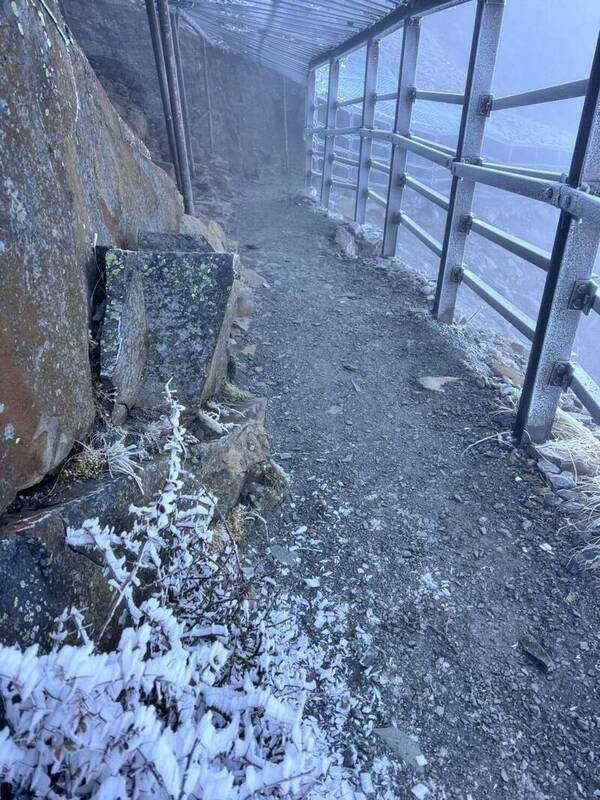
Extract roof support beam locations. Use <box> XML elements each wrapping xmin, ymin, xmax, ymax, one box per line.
<box><xmin>156</xmin><ymin>0</ymin><xmax>195</xmax><ymax>213</ymax></box>
<box><xmin>309</xmin><ymin>0</ymin><xmax>470</xmax><ymax>70</ymax></box>
<box><xmin>145</xmin><ymin>0</ymin><xmax>181</xmax><ymax>190</ymax></box>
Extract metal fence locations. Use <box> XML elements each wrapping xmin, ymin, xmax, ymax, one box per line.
<box><xmin>304</xmin><ymin>0</ymin><xmax>600</xmax><ymax>444</ymax></box>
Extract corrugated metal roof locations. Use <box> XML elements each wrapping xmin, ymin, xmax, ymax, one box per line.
<box><xmin>176</xmin><ymin>0</ymin><xmax>466</xmax><ymax>84</ymax></box>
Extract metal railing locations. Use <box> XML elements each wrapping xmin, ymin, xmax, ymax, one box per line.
<box><xmin>304</xmin><ymin>0</ymin><xmax>600</xmax><ymax>444</ymax></box>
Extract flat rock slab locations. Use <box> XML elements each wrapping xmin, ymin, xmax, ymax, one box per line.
<box><xmin>137</xmin><ymin>230</ymin><xmax>213</xmax><ymax>253</ymax></box>
<box><xmin>102</xmin><ymin>249</ymin><xmax>238</xmax><ymax>412</ymax></box>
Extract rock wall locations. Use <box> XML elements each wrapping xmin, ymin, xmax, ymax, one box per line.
<box><xmin>60</xmin><ymin>0</ymin><xmax>305</xmax><ymax>177</ymax></box>
<box><xmin>0</xmin><ymin>0</ymin><xmax>185</xmax><ymax>512</ymax></box>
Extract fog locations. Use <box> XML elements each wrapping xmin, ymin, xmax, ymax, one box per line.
<box><xmin>317</xmin><ymin>0</ymin><xmax>600</xmax><ymax>382</ymax></box>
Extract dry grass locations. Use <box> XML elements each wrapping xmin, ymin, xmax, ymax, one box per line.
<box><xmin>61</xmin><ymin>430</ymin><xmax>146</xmax><ymax>489</ymax></box>
<box><xmin>492</xmin><ymin>386</ymin><xmax>600</xmax><ymax>572</ymax></box>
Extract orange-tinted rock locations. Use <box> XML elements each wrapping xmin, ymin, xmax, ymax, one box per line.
<box><xmin>0</xmin><ymin>0</ymin><xmax>184</xmax><ymax>511</ymax></box>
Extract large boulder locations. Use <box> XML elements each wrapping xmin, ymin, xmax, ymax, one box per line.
<box><xmin>0</xmin><ymin>0</ymin><xmax>185</xmax><ymax>512</ymax></box>
<box><xmin>101</xmin><ymin>249</ymin><xmax>239</xmax><ymax>414</ymax></box>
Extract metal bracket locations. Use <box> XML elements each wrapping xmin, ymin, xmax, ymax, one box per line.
<box><xmin>549</xmin><ymin>361</ymin><xmax>574</xmax><ymax>391</ymax></box>
<box><xmin>398</xmin><ymin>173</ymin><xmax>407</xmax><ymax>187</ymax></box>
<box><xmin>477</xmin><ymin>93</ymin><xmax>494</xmax><ymax>117</ymax></box>
<box><xmin>568</xmin><ymin>279</ymin><xmax>598</xmax><ymax>314</ymax></box>
<box><xmin>451</xmin><ymin>265</ymin><xmax>464</xmax><ymax>283</ymax></box>
<box><xmin>459</xmin><ymin>214</ymin><xmax>473</xmax><ymax>234</ymax></box>
<box><xmin>407</xmin><ymin>87</ymin><xmax>417</xmax><ymax>102</ymax></box>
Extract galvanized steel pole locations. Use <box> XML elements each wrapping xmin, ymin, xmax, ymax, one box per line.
<box><xmin>156</xmin><ymin>0</ymin><xmax>194</xmax><ymax>214</ymax></box>
<box><xmin>283</xmin><ymin>76</ymin><xmax>290</xmax><ymax>172</ymax></box>
<box><xmin>304</xmin><ymin>69</ymin><xmax>316</xmax><ymax>187</ymax></box>
<box><xmin>171</xmin><ymin>10</ymin><xmax>195</xmax><ymax>179</ymax></box>
<box><xmin>432</xmin><ymin>0</ymin><xmax>505</xmax><ymax>322</ymax></box>
<box><xmin>382</xmin><ymin>17</ymin><xmax>420</xmax><ymax>257</ymax></box>
<box><xmin>355</xmin><ymin>38</ymin><xmax>379</xmax><ymax>224</ymax></box>
<box><xmin>144</xmin><ymin>0</ymin><xmax>181</xmax><ymax>191</ymax></box>
<box><xmin>321</xmin><ymin>58</ymin><xmax>340</xmax><ymax>208</ymax></box>
<box><xmin>202</xmin><ymin>37</ymin><xmax>215</xmax><ymax>155</ymax></box>
<box><xmin>514</xmin><ymin>32</ymin><xmax>600</xmax><ymax>443</ymax></box>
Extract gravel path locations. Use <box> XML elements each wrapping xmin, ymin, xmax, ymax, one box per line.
<box><xmin>229</xmin><ymin>183</ymin><xmax>600</xmax><ymax>800</ymax></box>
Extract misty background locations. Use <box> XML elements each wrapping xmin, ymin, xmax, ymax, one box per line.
<box><xmin>315</xmin><ymin>0</ymin><xmax>600</xmax><ymax>382</ymax></box>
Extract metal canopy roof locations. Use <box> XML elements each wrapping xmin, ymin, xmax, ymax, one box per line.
<box><xmin>176</xmin><ymin>0</ymin><xmax>467</xmax><ymax>84</ymax></box>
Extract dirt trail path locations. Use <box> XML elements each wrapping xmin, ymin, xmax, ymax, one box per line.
<box><xmin>229</xmin><ymin>182</ymin><xmax>599</xmax><ymax>799</ymax></box>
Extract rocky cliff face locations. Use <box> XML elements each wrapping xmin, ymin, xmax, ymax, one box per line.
<box><xmin>60</xmin><ymin>0</ymin><xmax>305</xmax><ymax>177</ymax></box>
<box><xmin>0</xmin><ymin>0</ymin><xmax>184</xmax><ymax>511</ymax></box>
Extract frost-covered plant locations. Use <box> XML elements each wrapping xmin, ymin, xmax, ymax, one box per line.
<box><xmin>63</xmin><ymin>428</ymin><xmax>146</xmax><ymax>489</ymax></box>
<box><xmin>0</xmin><ymin>387</ymin><xmax>353</xmax><ymax>799</ymax></box>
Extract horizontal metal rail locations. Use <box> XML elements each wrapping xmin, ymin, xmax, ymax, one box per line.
<box><xmin>323</xmin><ymin>126</ymin><xmax>363</xmax><ymax>136</ymax></box>
<box><xmin>370</xmin><ymin>158</ymin><xmax>390</xmax><ymax>173</ymax></box>
<box><xmin>470</xmin><ymin>217</ymin><xmax>552</xmax><ymax>271</ymax></box>
<box><xmin>405</xmin><ymin>174</ymin><xmax>450</xmax><ymax>210</ymax></box>
<box><xmin>334</xmin><ymin>154</ymin><xmax>360</xmax><ymax>167</ymax></box>
<box><xmin>332</xmin><ymin>177</ymin><xmax>358</xmax><ymax>190</ymax></box>
<box><xmin>411</xmin><ymin>132</ymin><xmax>456</xmax><ymax>156</ymax></box>
<box><xmin>481</xmin><ymin>160</ymin><xmax>568</xmax><ymax>183</ymax></box>
<box><xmin>572</xmin><ymin>366</ymin><xmax>600</xmax><ymax>422</ymax></box>
<box><xmin>400</xmin><ymin>212</ymin><xmax>444</xmax><ymax>257</ymax></box>
<box><xmin>415</xmin><ymin>89</ymin><xmax>464</xmax><ymax>104</ymax></box>
<box><xmin>492</xmin><ymin>79</ymin><xmax>589</xmax><ymax>111</ymax></box>
<box><xmin>452</xmin><ymin>161</ymin><xmax>600</xmax><ymax>224</ymax></box>
<box><xmin>375</xmin><ymin>91</ymin><xmax>398</xmax><ymax>103</ymax></box>
<box><xmin>462</xmin><ymin>269</ymin><xmax>536</xmax><ymax>340</ymax></box>
<box><xmin>368</xmin><ymin>188</ymin><xmax>387</xmax><ymax>207</ymax></box>
<box><xmin>337</xmin><ymin>95</ymin><xmax>364</xmax><ymax>108</ymax></box>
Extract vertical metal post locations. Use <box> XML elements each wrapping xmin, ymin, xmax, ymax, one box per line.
<box><xmin>304</xmin><ymin>69</ymin><xmax>316</xmax><ymax>187</ymax></box>
<box><xmin>433</xmin><ymin>0</ymin><xmax>505</xmax><ymax>321</ymax></box>
<box><xmin>321</xmin><ymin>58</ymin><xmax>340</xmax><ymax>208</ymax></box>
<box><xmin>171</xmin><ymin>10</ymin><xmax>195</xmax><ymax>179</ymax></box>
<box><xmin>514</xmin><ymin>32</ymin><xmax>600</xmax><ymax>444</ymax></box>
<box><xmin>355</xmin><ymin>39</ymin><xmax>379</xmax><ymax>224</ymax></box>
<box><xmin>201</xmin><ymin>38</ymin><xmax>215</xmax><ymax>155</ymax></box>
<box><xmin>382</xmin><ymin>18</ymin><xmax>420</xmax><ymax>256</ymax></box>
<box><xmin>144</xmin><ymin>0</ymin><xmax>181</xmax><ymax>191</ymax></box>
<box><xmin>156</xmin><ymin>0</ymin><xmax>194</xmax><ymax>214</ymax></box>
<box><xmin>283</xmin><ymin>76</ymin><xmax>290</xmax><ymax>172</ymax></box>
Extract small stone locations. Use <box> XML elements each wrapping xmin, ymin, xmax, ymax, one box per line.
<box><xmin>537</xmin><ymin>458</ymin><xmax>561</xmax><ymax>476</ymax></box>
<box><xmin>343</xmin><ymin>745</ymin><xmax>357</xmax><ymax>767</ymax></box>
<box><xmin>334</xmin><ymin>226</ymin><xmax>358</xmax><ymax>259</ymax></box>
<box><xmin>546</xmin><ymin>471</ymin><xmax>577</xmax><ymax>491</ymax></box>
<box><xmin>520</xmin><ymin>636</ymin><xmax>555</xmax><ymax>673</ymax></box>
<box><xmin>411</xmin><ymin>784</ymin><xmax>430</xmax><ymax>800</ymax></box>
